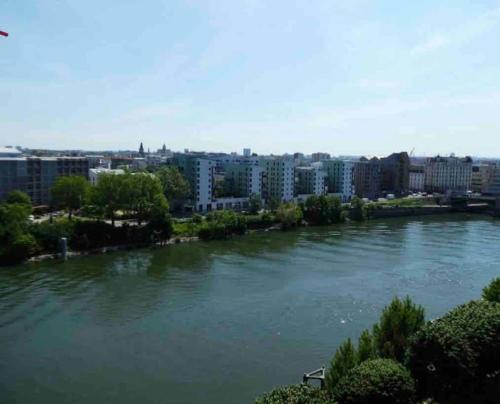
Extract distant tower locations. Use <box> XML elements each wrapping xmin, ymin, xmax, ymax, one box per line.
<box><xmin>139</xmin><ymin>142</ymin><xmax>145</xmax><ymax>157</ymax></box>
<box><xmin>162</xmin><ymin>143</ymin><xmax>166</xmax><ymax>154</ymax></box>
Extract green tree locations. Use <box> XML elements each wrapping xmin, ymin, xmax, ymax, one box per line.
<box><xmin>248</xmin><ymin>193</ymin><xmax>262</xmax><ymax>214</ymax></box>
<box><xmin>357</xmin><ymin>329</ymin><xmax>376</xmax><ymax>363</ymax></box>
<box><xmin>6</xmin><ymin>190</ymin><xmax>32</xmax><ymax>207</ymax></box>
<box><xmin>335</xmin><ymin>359</ymin><xmax>416</xmax><ymax>404</ymax></box>
<box><xmin>91</xmin><ymin>173</ymin><xmax>126</xmax><ymax>226</ymax></box>
<box><xmin>147</xmin><ymin>193</ymin><xmax>172</xmax><ymax>243</ymax></box>
<box><xmin>372</xmin><ymin>296</ymin><xmax>425</xmax><ymax>363</ymax></box>
<box><xmin>276</xmin><ymin>202</ymin><xmax>303</xmax><ymax>230</ymax></box>
<box><xmin>123</xmin><ymin>173</ymin><xmax>164</xmax><ymax>225</ymax></box>
<box><xmin>0</xmin><ymin>202</ymin><xmax>36</xmax><ymax>264</ymax></box>
<box><xmin>350</xmin><ymin>196</ymin><xmax>366</xmax><ymax>221</ymax></box>
<box><xmin>51</xmin><ymin>176</ymin><xmax>90</xmax><ymax>220</ymax></box>
<box><xmin>156</xmin><ymin>166</ymin><xmax>190</xmax><ymax>209</ymax></box>
<box><xmin>482</xmin><ymin>277</ymin><xmax>500</xmax><ymax>303</ymax></box>
<box><xmin>255</xmin><ymin>384</ymin><xmax>334</xmax><ymax>404</ymax></box>
<box><xmin>304</xmin><ymin>195</ymin><xmax>344</xmax><ymax>225</ymax></box>
<box><xmin>326</xmin><ymin>338</ymin><xmax>358</xmax><ymax>394</ymax></box>
<box><xmin>408</xmin><ymin>300</ymin><xmax>500</xmax><ymax>403</ymax></box>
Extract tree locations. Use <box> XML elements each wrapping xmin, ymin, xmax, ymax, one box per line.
<box><xmin>276</xmin><ymin>203</ymin><xmax>303</xmax><ymax>230</ymax></box>
<box><xmin>408</xmin><ymin>300</ymin><xmax>500</xmax><ymax>403</ymax></box>
<box><xmin>372</xmin><ymin>296</ymin><xmax>425</xmax><ymax>363</ymax></box>
<box><xmin>51</xmin><ymin>176</ymin><xmax>90</xmax><ymax>220</ymax></box>
<box><xmin>156</xmin><ymin>166</ymin><xmax>190</xmax><ymax>209</ymax></box>
<box><xmin>248</xmin><ymin>193</ymin><xmax>262</xmax><ymax>214</ymax></box>
<box><xmin>0</xmin><ymin>202</ymin><xmax>36</xmax><ymax>264</ymax></box>
<box><xmin>350</xmin><ymin>196</ymin><xmax>366</xmax><ymax>221</ymax></box>
<box><xmin>482</xmin><ymin>277</ymin><xmax>500</xmax><ymax>303</ymax></box>
<box><xmin>91</xmin><ymin>173</ymin><xmax>125</xmax><ymax>226</ymax></box>
<box><xmin>304</xmin><ymin>195</ymin><xmax>344</xmax><ymax>225</ymax></box>
<box><xmin>335</xmin><ymin>359</ymin><xmax>416</xmax><ymax>404</ymax></box>
<box><xmin>357</xmin><ymin>329</ymin><xmax>376</xmax><ymax>363</ymax></box>
<box><xmin>123</xmin><ymin>173</ymin><xmax>164</xmax><ymax>225</ymax></box>
<box><xmin>326</xmin><ymin>338</ymin><xmax>358</xmax><ymax>394</ymax></box>
<box><xmin>147</xmin><ymin>193</ymin><xmax>172</xmax><ymax>243</ymax></box>
<box><xmin>256</xmin><ymin>384</ymin><xmax>334</xmax><ymax>404</ymax></box>
<box><xmin>6</xmin><ymin>190</ymin><xmax>31</xmax><ymax>207</ymax></box>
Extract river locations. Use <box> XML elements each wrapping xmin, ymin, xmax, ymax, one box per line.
<box><xmin>1</xmin><ymin>215</ymin><xmax>499</xmax><ymax>403</ymax></box>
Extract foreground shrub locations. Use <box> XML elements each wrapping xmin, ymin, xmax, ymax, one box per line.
<box><xmin>482</xmin><ymin>277</ymin><xmax>500</xmax><ymax>303</ymax></box>
<box><xmin>326</xmin><ymin>338</ymin><xmax>358</xmax><ymax>393</ymax></box>
<box><xmin>198</xmin><ymin>210</ymin><xmax>247</xmax><ymax>240</ymax></box>
<box><xmin>335</xmin><ymin>359</ymin><xmax>416</xmax><ymax>404</ymax></box>
<box><xmin>408</xmin><ymin>300</ymin><xmax>500</xmax><ymax>403</ymax></box>
<box><xmin>276</xmin><ymin>203</ymin><xmax>302</xmax><ymax>230</ymax></box>
<box><xmin>255</xmin><ymin>383</ymin><xmax>333</xmax><ymax>404</ymax></box>
<box><xmin>373</xmin><ymin>296</ymin><xmax>425</xmax><ymax>362</ymax></box>
<box><xmin>30</xmin><ymin>219</ymin><xmax>75</xmax><ymax>253</ymax></box>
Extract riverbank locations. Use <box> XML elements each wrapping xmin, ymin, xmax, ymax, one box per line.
<box><xmin>19</xmin><ymin>205</ymin><xmax>497</xmax><ymax>265</ymax></box>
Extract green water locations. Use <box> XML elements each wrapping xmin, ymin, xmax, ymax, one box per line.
<box><xmin>1</xmin><ymin>215</ymin><xmax>499</xmax><ymax>403</ymax></box>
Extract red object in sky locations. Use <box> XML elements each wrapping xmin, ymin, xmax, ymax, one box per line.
<box><xmin>0</xmin><ymin>30</ymin><xmax>8</xmax><ymax>37</ymax></box>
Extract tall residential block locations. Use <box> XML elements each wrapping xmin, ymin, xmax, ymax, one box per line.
<box><xmin>409</xmin><ymin>165</ymin><xmax>425</xmax><ymax>192</ymax></box>
<box><xmin>380</xmin><ymin>152</ymin><xmax>410</xmax><ymax>196</ymax></box>
<box><xmin>320</xmin><ymin>159</ymin><xmax>355</xmax><ymax>202</ymax></box>
<box><xmin>0</xmin><ymin>157</ymin><xmax>89</xmax><ymax>205</ymax></box>
<box><xmin>295</xmin><ymin>165</ymin><xmax>327</xmax><ymax>196</ymax></box>
<box><xmin>260</xmin><ymin>157</ymin><xmax>295</xmax><ymax>203</ymax></box>
<box><xmin>424</xmin><ymin>156</ymin><xmax>472</xmax><ymax>193</ymax></box>
<box><xmin>354</xmin><ymin>157</ymin><xmax>382</xmax><ymax>200</ymax></box>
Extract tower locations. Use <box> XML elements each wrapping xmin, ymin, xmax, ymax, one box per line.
<box><xmin>139</xmin><ymin>142</ymin><xmax>144</xmax><ymax>157</ymax></box>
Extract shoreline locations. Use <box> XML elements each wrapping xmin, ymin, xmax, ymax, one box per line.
<box><xmin>20</xmin><ymin>207</ymin><xmax>497</xmax><ymax>265</ymax></box>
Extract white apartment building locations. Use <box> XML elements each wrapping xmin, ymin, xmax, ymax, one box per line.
<box><xmin>320</xmin><ymin>159</ymin><xmax>355</xmax><ymax>202</ymax></box>
<box><xmin>295</xmin><ymin>165</ymin><xmax>327</xmax><ymax>196</ymax></box>
<box><xmin>260</xmin><ymin>157</ymin><xmax>295</xmax><ymax>203</ymax></box>
<box><xmin>424</xmin><ymin>156</ymin><xmax>473</xmax><ymax>193</ymax></box>
<box><xmin>409</xmin><ymin>165</ymin><xmax>425</xmax><ymax>192</ymax></box>
<box><xmin>88</xmin><ymin>168</ymin><xmax>125</xmax><ymax>186</ymax></box>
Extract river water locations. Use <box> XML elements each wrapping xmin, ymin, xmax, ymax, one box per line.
<box><xmin>1</xmin><ymin>215</ymin><xmax>499</xmax><ymax>403</ymax></box>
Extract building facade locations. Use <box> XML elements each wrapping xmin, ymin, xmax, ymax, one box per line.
<box><xmin>320</xmin><ymin>159</ymin><xmax>355</xmax><ymax>202</ymax></box>
<box><xmin>0</xmin><ymin>157</ymin><xmax>89</xmax><ymax>205</ymax></box>
<box><xmin>409</xmin><ymin>165</ymin><xmax>425</xmax><ymax>192</ymax></box>
<box><xmin>295</xmin><ymin>165</ymin><xmax>327</xmax><ymax>196</ymax></box>
<box><xmin>354</xmin><ymin>158</ymin><xmax>382</xmax><ymax>200</ymax></box>
<box><xmin>260</xmin><ymin>157</ymin><xmax>295</xmax><ymax>203</ymax></box>
<box><xmin>424</xmin><ymin>156</ymin><xmax>472</xmax><ymax>193</ymax></box>
<box><xmin>380</xmin><ymin>152</ymin><xmax>410</xmax><ymax>196</ymax></box>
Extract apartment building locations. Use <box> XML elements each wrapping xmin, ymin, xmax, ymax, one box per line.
<box><xmin>471</xmin><ymin>164</ymin><xmax>496</xmax><ymax>194</ymax></box>
<box><xmin>311</xmin><ymin>152</ymin><xmax>331</xmax><ymax>162</ymax></box>
<box><xmin>222</xmin><ymin>164</ymin><xmax>263</xmax><ymax>198</ymax></box>
<box><xmin>320</xmin><ymin>159</ymin><xmax>355</xmax><ymax>202</ymax></box>
<box><xmin>295</xmin><ymin>165</ymin><xmax>327</xmax><ymax>196</ymax></box>
<box><xmin>380</xmin><ymin>152</ymin><xmax>410</xmax><ymax>196</ymax></box>
<box><xmin>354</xmin><ymin>157</ymin><xmax>382</xmax><ymax>200</ymax></box>
<box><xmin>0</xmin><ymin>157</ymin><xmax>89</xmax><ymax>205</ymax></box>
<box><xmin>485</xmin><ymin>166</ymin><xmax>500</xmax><ymax>196</ymax></box>
<box><xmin>424</xmin><ymin>156</ymin><xmax>472</xmax><ymax>193</ymax></box>
<box><xmin>409</xmin><ymin>165</ymin><xmax>425</xmax><ymax>192</ymax></box>
<box><xmin>260</xmin><ymin>157</ymin><xmax>295</xmax><ymax>203</ymax></box>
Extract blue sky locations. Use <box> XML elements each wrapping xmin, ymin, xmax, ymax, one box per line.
<box><xmin>1</xmin><ymin>0</ymin><xmax>500</xmax><ymax>156</ymax></box>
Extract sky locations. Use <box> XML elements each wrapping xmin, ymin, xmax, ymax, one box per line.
<box><xmin>1</xmin><ymin>0</ymin><xmax>500</xmax><ymax>156</ymax></box>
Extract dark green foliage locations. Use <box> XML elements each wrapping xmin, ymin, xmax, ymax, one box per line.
<box><xmin>91</xmin><ymin>173</ymin><xmax>126</xmax><ymax>225</ymax></box>
<box><xmin>408</xmin><ymin>300</ymin><xmax>500</xmax><ymax>403</ymax></box>
<box><xmin>146</xmin><ymin>194</ymin><xmax>172</xmax><ymax>243</ymax></box>
<box><xmin>245</xmin><ymin>212</ymin><xmax>276</xmax><ymax>229</ymax></box>
<box><xmin>6</xmin><ymin>190</ymin><xmax>32</xmax><ymax>207</ymax></box>
<box><xmin>255</xmin><ymin>383</ymin><xmax>334</xmax><ymax>404</ymax></box>
<box><xmin>30</xmin><ymin>219</ymin><xmax>75</xmax><ymax>253</ymax></box>
<box><xmin>357</xmin><ymin>329</ymin><xmax>376</xmax><ymax>363</ymax></box>
<box><xmin>482</xmin><ymin>277</ymin><xmax>500</xmax><ymax>303</ymax></box>
<box><xmin>0</xmin><ymin>202</ymin><xmax>35</xmax><ymax>264</ymax></box>
<box><xmin>326</xmin><ymin>338</ymin><xmax>358</xmax><ymax>393</ymax></box>
<box><xmin>192</xmin><ymin>213</ymin><xmax>203</xmax><ymax>224</ymax></box>
<box><xmin>276</xmin><ymin>203</ymin><xmax>303</xmax><ymax>230</ymax></box>
<box><xmin>373</xmin><ymin>296</ymin><xmax>425</xmax><ymax>362</ymax></box>
<box><xmin>335</xmin><ymin>359</ymin><xmax>416</xmax><ymax>404</ymax></box>
<box><xmin>51</xmin><ymin>175</ymin><xmax>90</xmax><ymax>219</ymax></box>
<box><xmin>349</xmin><ymin>196</ymin><xmax>366</xmax><ymax>221</ymax></box>
<box><xmin>156</xmin><ymin>166</ymin><xmax>190</xmax><ymax>208</ymax></box>
<box><xmin>249</xmin><ymin>193</ymin><xmax>262</xmax><ymax>214</ymax></box>
<box><xmin>303</xmin><ymin>195</ymin><xmax>344</xmax><ymax>225</ymax></box>
<box><xmin>198</xmin><ymin>210</ymin><xmax>247</xmax><ymax>240</ymax></box>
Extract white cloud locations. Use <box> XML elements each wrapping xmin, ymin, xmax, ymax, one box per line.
<box><xmin>411</xmin><ymin>34</ymin><xmax>449</xmax><ymax>55</ymax></box>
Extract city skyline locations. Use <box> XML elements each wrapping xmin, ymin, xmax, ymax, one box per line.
<box><xmin>2</xmin><ymin>0</ymin><xmax>500</xmax><ymax>156</ymax></box>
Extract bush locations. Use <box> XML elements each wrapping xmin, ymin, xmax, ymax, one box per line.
<box><xmin>198</xmin><ymin>210</ymin><xmax>247</xmax><ymax>240</ymax></box>
<box><xmin>335</xmin><ymin>359</ymin><xmax>416</xmax><ymax>404</ymax></box>
<box><xmin>30</xmin><ymin>219</ymin><xmax>75</xmax><ymax>253</ymax></box>
<box><xmin>373</xmin><ymin>296</ymin><xmax>425</xmax><ymax>362</ymax></box>
<box><xmin>407</xmin><ymin>300</ymin><xmax>500</xmax><ymax>403</ymax></box>
<box><xmin>482</xmin><ymin>277</ymin><xmax>500</xmax><ymax>303</ymax></box>
<box><xmin>6</xmin><ymin>190</ymin><xmax>32</xmax><ymax>207</ymax></box>
<box><xmin>276</xmin><ymin>203</ymin><xmax>302</xmax><ymax>230</ymax></box>
<box><xmin>0</xmin><ymin>233</ymin><xmax>38</xmax><ymax>264</ymax></box>
<box><xmin>326</xmin><ymin>338</ymin><xmax>358</xmax><ymax>393</ymax></box>
<box><xmin>255</xmin><ymin>384</ymin><xmax>333</xmax><ymax>404</ymax></box>
<box><xmin>246</xmin><ymin>212</ymin><xmax>275</xmax><ymax>229</ymax></box>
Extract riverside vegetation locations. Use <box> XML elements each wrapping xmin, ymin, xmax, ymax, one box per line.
<box><xmin>1</xmin><ymin>166</ymin><xmax>382</xmax><ymax>265</ymax></box>
<box><xmin>256</xmin><ymin>278</ymin><xmax>500</xmax><ymax>404</ymax></box>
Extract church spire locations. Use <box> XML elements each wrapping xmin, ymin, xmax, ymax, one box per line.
<box><xmin>139</xmin><ymin>142</ymin><xmax>144</xmax><ymax>157</ymax></box>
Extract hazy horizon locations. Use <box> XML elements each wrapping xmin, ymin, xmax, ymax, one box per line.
<box><xmin>2</xmin><ymin>0</ymin><xmax>500</xmax><ymax>156</ymax></box>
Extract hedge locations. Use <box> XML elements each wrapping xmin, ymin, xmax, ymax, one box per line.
<box><xmin>255</xmin><ymin>383</ymin><xmax>334</xmax><ymax>404</ymax></box>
